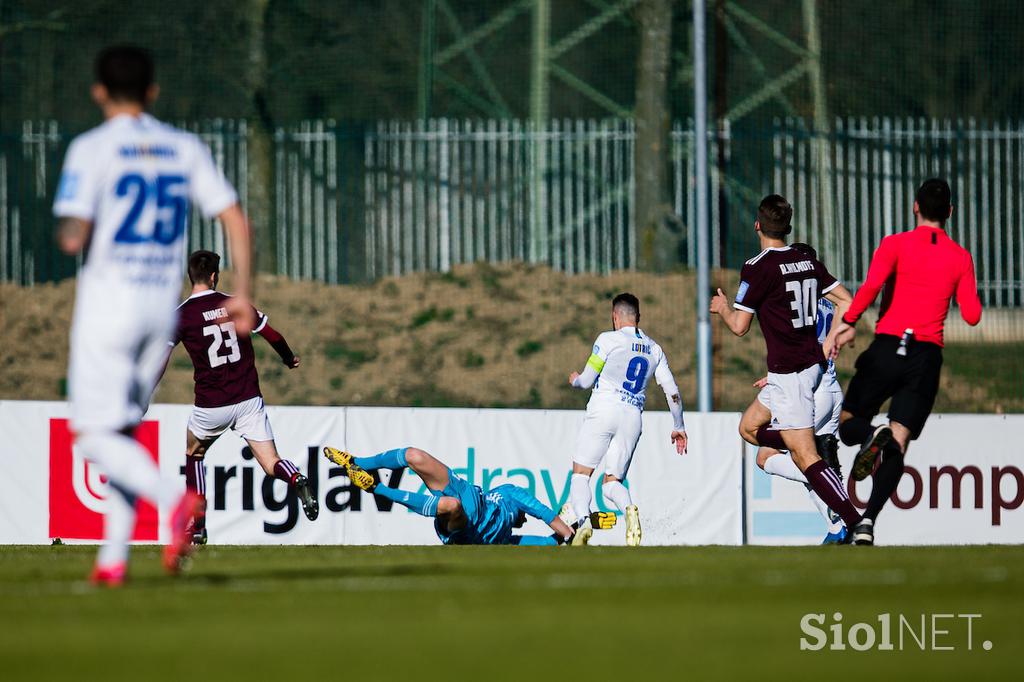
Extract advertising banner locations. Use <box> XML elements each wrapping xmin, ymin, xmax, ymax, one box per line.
<box><xmin>0</xmin><ymin>402</ymin><xmax>742</xmax><ymax>546</ymax></box>
<box><xmin>745</xmin><ymin>415</ymin><xmax>1024</xmax><ymax>545</ymax></box>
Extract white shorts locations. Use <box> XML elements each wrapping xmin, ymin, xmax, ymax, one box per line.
<box><xmin>188</xmin><ymin>396</ymin><xmax>274</xmax><ymax>442</ymax></box>
<box><xmin>814</xmin><ymin>371</ymin><xmax>844</xmax><ymax>436</ymax></box>
<box><xmin>68</xmin><ymin>303</ymin><xmax>175</xmax><ymax>434</ymax></box>
<box><xmin>757</xmin><ymin>364</ymin><xmax>824</xmax><ymax>431</ymax></box>
<box><xmin>572</xmin><ymin>401</ymin><xmax>642</xmax><ymax>480</ymax></box>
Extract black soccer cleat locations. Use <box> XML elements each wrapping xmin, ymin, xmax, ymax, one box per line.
<box><xmin>851</xmin><ymin>518</ymin><xmax>874</xmax><ymax>545</ymax></box>
<box><xmin>190</xmin><ymin>527</ymin><xmax>208</xmax><ymax>546</ymax></box>
<box><xmin>294</xmin><ymin>474</ymin><xmax>320</xmax><ymax>521</ymax></box>
<box><xmin>815</xmin><ymin>433</ymin><xmax>843</xmax><ymax>481</ymax></box>
<box><xmin>851</xmin><ymin>426</ymin><xmax>893</xmax><ymax>482</ymax></box>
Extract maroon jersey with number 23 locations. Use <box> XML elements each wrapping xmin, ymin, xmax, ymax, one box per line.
<box><xmin>173</xmin><ymin>290</ymin><xmax>267</xmax><ymax>408</ymax></box>
<box><xmin>733</xmin><ymin>246</ymin><xmax>839</xmax><ymax>374</ymax></box>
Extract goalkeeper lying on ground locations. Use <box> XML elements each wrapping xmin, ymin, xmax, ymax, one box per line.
<box><xmin>324</xmin><ymin>446</ymin><xmax>591</xmax><ymax>546</ymax></box>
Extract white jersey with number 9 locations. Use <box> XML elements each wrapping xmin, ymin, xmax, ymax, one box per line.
<box><xmin>586</xmin><ymin>326</ymin><xmax>673</xmax><ymax>412</ymax></box>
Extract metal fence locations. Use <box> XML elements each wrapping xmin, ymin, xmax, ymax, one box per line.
<box><xmin>774</xmin><ymin>118</ymin><xmax>1024</xmax><ymax>307</ymax></box>
<box><xmin>2</xmin><ymin>117</ymin><xmax>1023</xmax><ymax>306</ymax></box>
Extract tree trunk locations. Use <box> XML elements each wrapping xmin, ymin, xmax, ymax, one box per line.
<box><xmin>634</xmin><ymin>0</ymin><xmax>674</xmax><ymax>271</ymax></box>
<box><xmin>245</xmin><ymin>0</ymin><xmax>275</xmax><ymax>275</ymax></box>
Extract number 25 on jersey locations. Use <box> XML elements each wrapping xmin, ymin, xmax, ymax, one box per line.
<box><xmin>114</xmin><ymin>173</ymin><xmax>188</xmax><ymax>245</ymax></box>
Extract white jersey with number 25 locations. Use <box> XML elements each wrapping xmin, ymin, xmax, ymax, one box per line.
<box><xmin>53</xmin><ymin>113</ymin><xmax>237</xmax><ymax>312</ymax></box>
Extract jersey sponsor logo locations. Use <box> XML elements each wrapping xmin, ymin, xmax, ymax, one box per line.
<box><xmin>56</xmin><ymin>172</ymin><xmax>79</xmax><ymax>201</ymax></box>
<box><xmin>736</xmin><ymin>281</ymin><xmax>750</xmax><ymax>303</ymax></box>
<box><xmin>48</xmin><ymin>418</ymin><xmax>160</xmax><ymax>541</ymax></box>
<box><xmin>118</xmin><ymin>144</ymin><xmax>177</xmax><ymax>159</ymax></box>
<box><xmin>779</xmin><ymin>260</ymin><xmax>815</xmax><ymax>275</ymax></box>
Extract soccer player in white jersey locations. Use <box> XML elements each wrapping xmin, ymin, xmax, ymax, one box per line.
<box><xmin>53</xmin><ymin>46</ymin><xmax>253</xmax><ymax>585</ymax></box>
<box><xmin>748</xmin><ymin>244</ymin><xmax>846</xmax><ymax>543</ymax></box>
<box><xmin>566</xmin><ymin>293</ymin><xmax>687</xmax><ymax>546</ymax></box>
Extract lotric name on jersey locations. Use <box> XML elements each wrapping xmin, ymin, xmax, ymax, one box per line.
<box><xmin>631</xmin><ymin>342</ymin><xmax>651</xmax><ymax>354</ymax></box>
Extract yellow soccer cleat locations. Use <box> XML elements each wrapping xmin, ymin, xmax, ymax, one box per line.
<box><xmin>322</xmin><ymin>447</ymin><xmax>377</xmax><ymax>491</ymax></box>
<box><xmin>625</xmin><ymin>505</ymin><xmax>642</xmax><ymax>547</ymax></box>
<box><xmin>571</xmin><ymin>524</ymin><xmax>593</xmax><ymax>547</ymax></box>
<box><xmin>589</xmin><ymin>511</ymin><xmax>617</xmax><ymax>530</ymax></box>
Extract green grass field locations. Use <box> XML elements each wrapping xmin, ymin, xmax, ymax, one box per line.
<box><xmin>0</xmin><ymin>545</ymin><xmax>1020</xmax><ymax>681</ymax></box>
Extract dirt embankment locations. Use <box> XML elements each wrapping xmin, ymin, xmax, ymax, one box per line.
<box><xmin>0</xmin><ymin>262</ymin><xmax>1016</xmax><ymax>413</ymax></box>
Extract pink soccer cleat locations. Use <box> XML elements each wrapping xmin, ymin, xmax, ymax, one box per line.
<box><xmin>90</xmin><ymin>562</ymin><xmax>127</xmax><ymax>587</ymax></box>
<box><xmin>163</xmin><ymin>491</ymin><xmax>205</xmax><ymax>575</ymax></box>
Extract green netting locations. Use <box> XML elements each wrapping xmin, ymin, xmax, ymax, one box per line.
<box><xmin>0</xmin><ymin>0</ymin><xmax>1020</xmax><ymax>410</ymax></box>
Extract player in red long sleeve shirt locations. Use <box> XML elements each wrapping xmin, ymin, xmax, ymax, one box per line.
<box><xmin>828</xmin><ymin>178</ymin><xmax>982</xmax><ymax>544</ymax></box>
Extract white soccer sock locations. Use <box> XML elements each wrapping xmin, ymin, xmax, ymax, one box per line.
<box><xmin>569</xmin><ymin>473</ymin><xmax>592</xmax><ymax>524</ymax></box>
<box><xmin>763</xmin><ymin>453</ymin><xmax>807</xmax><ymax>484</ymax></box>
<box><xmin>96</xmin><ymin>484</ymin><xmax>137</xmax><ymax>568</ymax></box>
<box><xmin>806</xmin><ymin>487</ymin><xmax>844</xmax><ymax>534</ymax></box>
<box><xmin>77</xmin><ymin>432</ymin><xmax>178</xmax><ymax>509</ymax></box>
<box><xmin>602</xmin><ymin>480</ymin><xmax>632</xmax><ymax>512</ymax></box>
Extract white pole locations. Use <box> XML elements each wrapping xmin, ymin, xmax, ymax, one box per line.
<box><xmin>693</xmin><ymin>0</ymin><xmax>712</xmax><ymax>412</ymax></box>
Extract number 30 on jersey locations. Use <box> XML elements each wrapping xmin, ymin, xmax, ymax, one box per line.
<box><xmin>786</xmin><ymin>278</ymin><xmax>819</xmax><ymax>329</ymax></box>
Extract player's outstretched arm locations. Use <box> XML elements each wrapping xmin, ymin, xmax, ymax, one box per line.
<box><xmin>217</xmin><ymin>204</ymin><xmax>254</xmax><ymax>335</ymax></box>
<box><xmin>823</xmin><ymin>283</ymin><xmax>855</xmax><ymax>357</ymax></box>
<box><xmin>710</xmin><ymin>288</ymin><xmax>753</xmax><ymax>337</ymax></box>
<box><xmin>55</xmin><ymin>217</ymin><xmax>93</xmax><ymax>255</ymax></box>
<box><xmin>569</xmin><ymin>342</ymin><xmax>606</xmax><ymax>389</ymax></box>
<box><xmin>258</xmin><ymin>323</ymin><xmax>300</xmax><ymax>369</ymax></box>
<box><xmin>956</xmin><ymin>252</ymin><xmax>983</xmax><ymax>326</ymax></box>
<box><xmin>654</xmin><ymin>353</ymin><xmax>687</xmax><ymax>455</ymax></box>
<box><xmin>508</xmin><ymin>487</ymin><xmax>573</xmax><ymax>542</ymax></box>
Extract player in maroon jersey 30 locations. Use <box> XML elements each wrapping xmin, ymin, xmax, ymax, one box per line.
<box><xmin>164</xmin><ymin>250</ymin><xmax>319</xmax><ymax>543</ymax></box>
<box><xmin>710</xmin><ymin>194</ymin><xmax>863</xmax><ymax>538</ymax></box>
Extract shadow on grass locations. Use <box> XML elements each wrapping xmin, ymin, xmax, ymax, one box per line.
<box><xmin>161</xmin><ymin>561</ymin><xmax>452</xmax><ymax>588</ymax></box>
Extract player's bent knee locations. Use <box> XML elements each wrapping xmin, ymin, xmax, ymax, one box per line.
<box><xmin>404</xmin><ymin>447</ymin><xmax>428</xmax><ymax>468</ymax></box>
<box><xmin>755</xmin><ymin>449</ymin><xmax>771</xmax><ymax>469</ymax></box>
<box><xmin>436</xmin><ymin>496</ymin><xmax>462</xmax><ymax>516</ymax></box>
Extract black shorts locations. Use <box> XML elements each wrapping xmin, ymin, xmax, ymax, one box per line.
<box><xmin>842</xmin><ymin>334</ymin><xmax>944</xmax><ymax>440</ymax></box>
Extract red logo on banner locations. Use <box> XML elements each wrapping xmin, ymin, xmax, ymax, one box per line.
<box><xmin>48</xmin><ymin>419</ymin><xmax>160</xmax><ymax>541</ymax></box>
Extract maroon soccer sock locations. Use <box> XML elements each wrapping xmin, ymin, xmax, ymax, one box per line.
<box><xmin>273</xmin><ymin>459</ymin><xmax>301</xmax><ymax>486</ymax></box>
<box><xmin>804</xmin><ymin>460</ymin><xmax>861</xmax><ymax>528</ymax></box>
<box><xmin>756</xmin><ymin>425</ymin><xmax>787</xmax><ymax>450</ymax></box>
<box><xmin>184</xmin><ymin>455</ymin><xmax>206</xmax><ymax>529</ymax></box>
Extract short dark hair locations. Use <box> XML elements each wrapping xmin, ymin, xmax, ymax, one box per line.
<box><xmin>95</xmin><ymin>46</ymin><xmax>154</xmax><ymax>104</ymax></box>
<box><xmin>612</xmin><ymin>292</ymin><xmax>640</xmax><ymax>320</ymax></box>
<box><xmin>188</xmin><ymin>250</ymin><xmax>220</xmax><ymax>285</ymax></box>
<box><xmin>757</xmin><ymin>194</ymin><xmax>793</xmax><ymax>239</ymax></box>
<box><xmin>790</xmin><ymin>242</ymin><xmax>818</xmax><ymax>260</ymax></box>
<box><xmin>916</xmin><ymin>178</ymin><xmax>952</xmax><ymax>223</ymax></box>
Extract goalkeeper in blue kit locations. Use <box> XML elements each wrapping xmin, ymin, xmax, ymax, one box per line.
<box><xmin>324</xmin><ymin>446</ymin><xmax>589</xmax><ymax>546</ymax></box>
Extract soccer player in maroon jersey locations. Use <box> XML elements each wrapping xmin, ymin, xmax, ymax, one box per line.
<box><xmin>828</xmin><ymin>178</ymin><xmax>982</xmax><ymax>545</ymax></box>
<box><xmin>710</xmin><ymin>195</ymin><xmax>863</xmax><ymax>537</ymax></box>
<box><xmin>166</xmin><ymin>250</ymin><xmax>319</xmax><ymax>543</ymax></box>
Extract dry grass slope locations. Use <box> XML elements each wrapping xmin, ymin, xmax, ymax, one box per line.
<box><xmin>1</xmin><ymin>262</ymin><xmax>1019</xmax><ymax>413</ymax></box>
